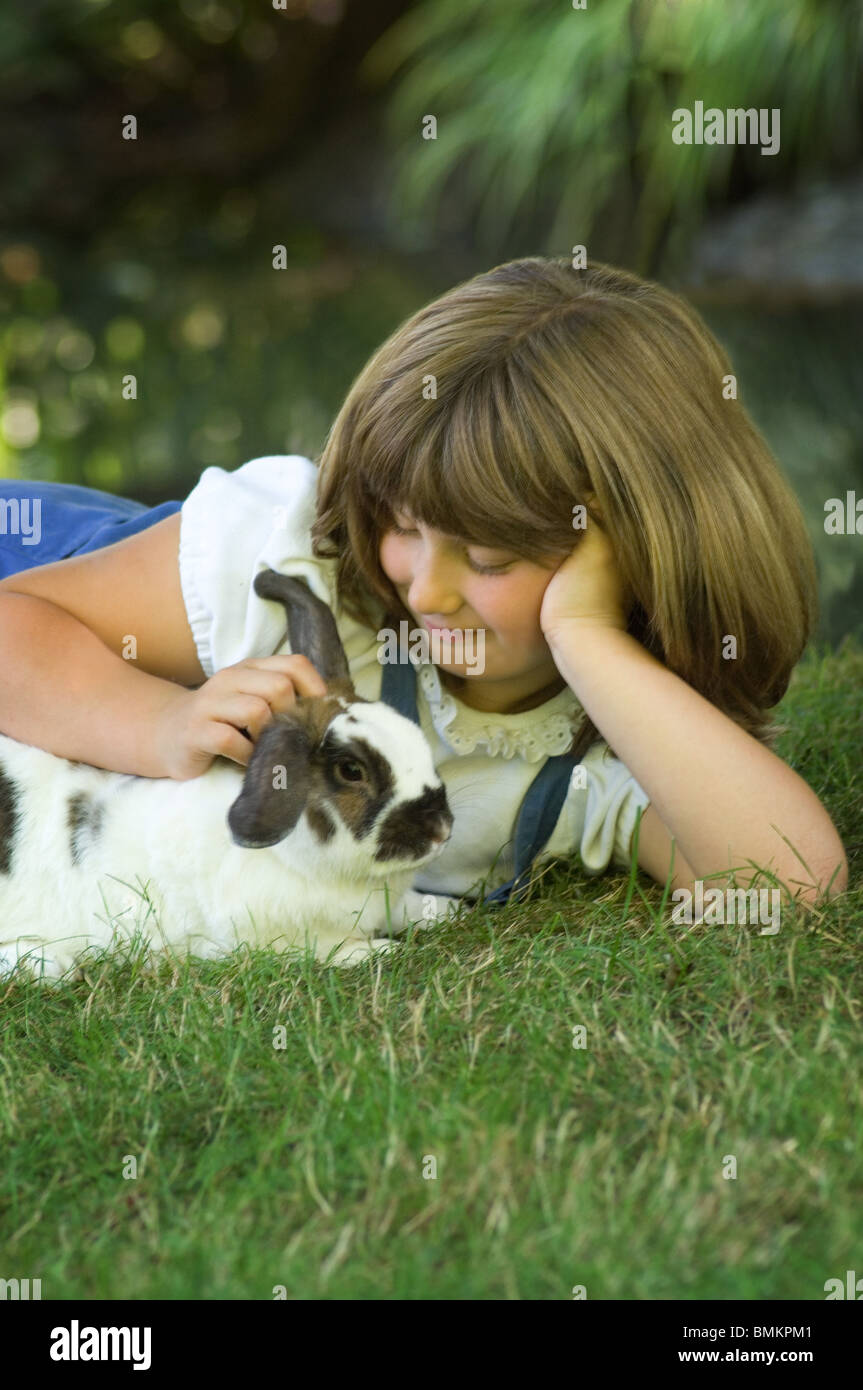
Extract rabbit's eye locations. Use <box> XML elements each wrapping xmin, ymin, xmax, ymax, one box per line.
<box><xmin>336</xmin><ymin>758</ymin><xmax>365</xmax><ymax>783</ymax></box>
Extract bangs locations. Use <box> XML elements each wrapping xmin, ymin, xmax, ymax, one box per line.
<box><xmin>359</xmin><ymin>362</ymin><xmax>578</xmax><ymax>561</ymax></box>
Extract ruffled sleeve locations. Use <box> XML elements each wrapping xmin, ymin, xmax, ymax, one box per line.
<box><xmin>538</xmin><ymin>739</ymin><xmax>652</xmax><ymax>877</ymax></box>
<box><xmin>177</xmin><ymin>454</ymin><xmax>379</xmax><ymax>680</ymax></box>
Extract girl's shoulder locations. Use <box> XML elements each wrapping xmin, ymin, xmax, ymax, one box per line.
<box><xmin>184</xmin><ymin>454</ymin><xmax>319</xmax><ymax>534</ymax></box>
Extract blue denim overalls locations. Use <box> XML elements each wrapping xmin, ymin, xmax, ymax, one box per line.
<box><xmin>0</xmin><ymin>479</ymin><xmax>576</xmax><ymax>904</ymax></box>
<box><xmin>0</xmin><ymin>479</ymin><xmax>183</xmax><ymax>573</ymax></box>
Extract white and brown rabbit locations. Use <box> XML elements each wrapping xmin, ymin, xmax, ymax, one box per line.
<box><xmin>0</xmin><ymin>569</ymin><xmax>454</xmax><ymax>982</ymax></box>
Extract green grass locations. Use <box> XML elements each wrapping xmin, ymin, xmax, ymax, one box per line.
<box><xmin>1</xmin><ymin>637</ymin><xmax>860</xmax><ymax>1300</ymax></box>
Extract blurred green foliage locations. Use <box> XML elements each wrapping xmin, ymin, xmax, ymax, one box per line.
<box><xmin>0</xmin><ymin>218</ymin><xmax>429</xmax><ymax>504</ymax></box>
<box><xmin>361</xmin><ymin>0</ymin><xmax>863</xmax><ymax>268</ymax></box>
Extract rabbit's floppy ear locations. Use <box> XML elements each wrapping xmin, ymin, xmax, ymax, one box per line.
<box><xmin>227</xmin><ymin>719</ymin><xmax>313</xmax><ymax>848</ymax></box>
<box><xmin>254</xmin><ymin>568</ymin><xmax>354</xmax><ymax>694</ymax></box>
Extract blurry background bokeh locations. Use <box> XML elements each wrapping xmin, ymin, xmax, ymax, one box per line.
<box><xmin>1</xmin><ymin>0</ymin><xmax>861</xmax><ymax>643</ymax></box>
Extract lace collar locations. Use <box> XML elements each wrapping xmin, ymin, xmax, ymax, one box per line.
<box><xmin>414</xmin><ymin>656</ymin><xmax>583</xmax><ymax>763</ymax></box>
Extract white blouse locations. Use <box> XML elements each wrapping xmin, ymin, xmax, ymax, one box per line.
<box><xmin>178</xmin><ymin>455</ymin><xmax>651</xmax><ymax>904</ymax></box>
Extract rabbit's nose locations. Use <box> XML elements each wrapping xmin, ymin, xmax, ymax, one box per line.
<box><xmin>430</xmin><ymin>812</ymin><xmax>454</xmax><ymax>846</ymax></box>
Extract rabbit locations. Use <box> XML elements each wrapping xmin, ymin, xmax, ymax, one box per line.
<box><xmin>0</xmin><ymin>568</ymin><xmax>454</xmax><ymax>982</ymax></box>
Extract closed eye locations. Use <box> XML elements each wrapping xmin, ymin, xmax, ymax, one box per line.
<box><xmin>388</xmin><ymin>522</ymin><xmax>516</xmax><ymax>575</ymax></box>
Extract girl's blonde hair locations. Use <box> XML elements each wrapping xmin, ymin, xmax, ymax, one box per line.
<box><xmin>311</xmin><ymin>256</ymin><xmax>817</xmax><ymax>763</ymax></box>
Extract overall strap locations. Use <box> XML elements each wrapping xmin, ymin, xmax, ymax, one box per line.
<box><xmin>379</xmin><ymin>659</ymin><xmax>576</xmax><ymax>907</ymax></box>
<box><xmin>481</xmin><ymin>752</ymin><xmax>576</xmax><ymax>905</ymax></box>
<box><xmin>378</xmin><ymin>652</ymin><xmax>425</xmax><ymax>724</ymax></box>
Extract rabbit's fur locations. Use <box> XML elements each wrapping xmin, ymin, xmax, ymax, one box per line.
<box><xmin>0</xmin><ymin>569</ymin><xmax>454</xmax><ymax>981</ymax></box>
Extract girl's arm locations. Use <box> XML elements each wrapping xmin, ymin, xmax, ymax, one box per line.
<box><xmin>545</xmin><ymin>624</ymin><xmax>847</xmax><ymax>907</ymax></box>
<box><xmin>0</xmin><ymin>514</ymin><xmax>202</xmax><ymax>775</ymax></box>
<box><xmin>540</xmin><ymin>521</ymin><xmax>848</xmax><ymax>909</ymax></box>
<box><xmin>0</xmin><ymin>513</ymin><xmax>326</xmax><ymax>778</ymax></box>
<box><xmin>0</xmin><ymin>513</ymin><xmax>204</xmax><ymax>683</ymax></box>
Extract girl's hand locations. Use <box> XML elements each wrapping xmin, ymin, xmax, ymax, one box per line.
<box><xmin>154</xmin><ymin>655</ymin><xmax>328</xmax><ymax>780</ymax></box>
<box><xmin>540</xmin><ymin>513</ymin><xmax>632</xmax><ymax>641</ymax></box>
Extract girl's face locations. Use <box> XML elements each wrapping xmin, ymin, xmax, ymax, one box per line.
<box><xmin>378</xmin><ymin>508</ymin><xmax>568</xmax><ymax>713</ymax></box>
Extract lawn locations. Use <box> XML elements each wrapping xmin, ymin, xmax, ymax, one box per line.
<box><xmin>0</xmin><ymin>637</ymin><xmax>860</xmax><ymax>1300</ymax></box>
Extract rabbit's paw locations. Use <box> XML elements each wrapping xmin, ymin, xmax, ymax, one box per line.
<box><xmin>327</xmin><ymin>937</ymin><xmax>396</xmax><ymax>968</ymax></box>
<box><xmin>395</xmin><ymin>888</ymin><xmax>462</xmax><ymax>934</ymax></box>
<box><xmin>0</xmin><ymin>942</ymin><xmax>63</xmax><ymax>983</ymax></box>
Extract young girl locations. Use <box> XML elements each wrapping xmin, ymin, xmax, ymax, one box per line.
<box><xmin>0</xmin><ymin>257</ymin><xmax>848</xmax><ymax>919</ymax></box>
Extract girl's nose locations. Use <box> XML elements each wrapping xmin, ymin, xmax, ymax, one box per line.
<box><xmin>407</xmin><ymin>553</ymin><xmax>462</xmax><ymax>616</ymax></box>
<box><xmin>408</xmin><ymin>578</ymin><xmax>461</xmax><ymax>617</ymax></box>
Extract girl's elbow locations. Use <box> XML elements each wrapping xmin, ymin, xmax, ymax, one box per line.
<box><xmin>796</xmin><ymin>840</ymin><xmax>849</xmax><ymax>908</ymax></box>
<box><xmin>823</xmin><ymin>850</ymin><xmax>849</xmax><ymax>900</ymax></box>
<box><xmin>821</xmin><ymin>826</ymin><xmax>849</xmax><ymax>897</ymax></box>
